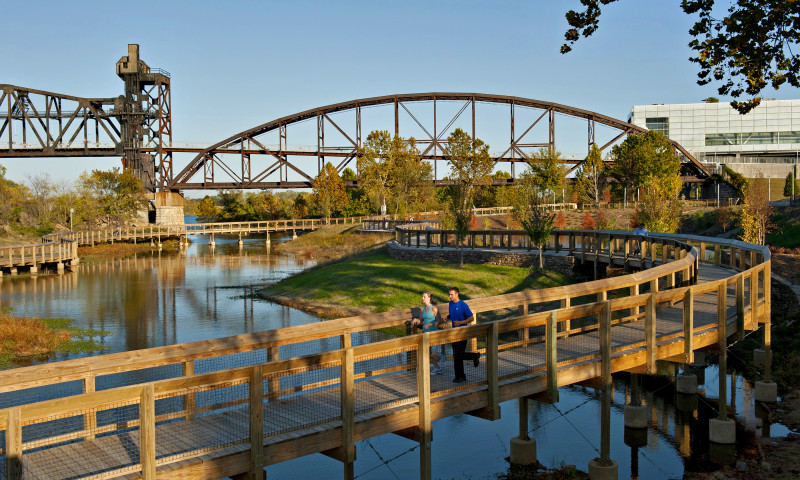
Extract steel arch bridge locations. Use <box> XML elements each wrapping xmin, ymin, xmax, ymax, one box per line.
<box><xmin>167</xmin><ymin>93</ymin><xmax>710</xmax><ymax>191</ymax></box>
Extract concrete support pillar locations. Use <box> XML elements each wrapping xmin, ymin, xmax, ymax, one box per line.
<box><xmin>753</xmin><ymin>348</ymin><xmax>765</xmax><ymax>367</ymax></box>
<box><xmin>10</xmin><ymin>268</ymin><xmax>17</xmax><ymax>275</ymax></box>
<box><xmin>624</xmin><ymin>374</ymin><xmax>648</xmax><ymax>429</ymax></box>
<box><xmin>754</xmin><ymin>381</ymin><xmax>778</xmax><ymax>403</ymax></box>
<box><xmin>676</xmin><ymin>374</ymin><xmax>697</xmax><ymax>394</ymax></box>
<box><xmin>510</xmin><ymin>397</ymin><xmax>537</xmax><ymax>466</ymax></box>
<box><xmin>56</xmin><ymin>262</ymin><xmax>64</xmax><ymax>274</ymax></box>
<box><xmin>29</xmin><ymin>265</ymin><xmax>37</xmax><ymax>275</ymax></box>
<box><xmin>709</xmin><ymin>418</ymin><xmax>736</xmax><ymax>444</ymax></box>
<box><xmin>510</xmin><ymin>437</ymin><xmax>537</xmax><ymax>466</ymax></box>
<box><xmin>588</xmin><ymin>458</ymin><xmax>618</xmax><ymax>480</ymax></box>
<box><xmin>589</xmin><ymin>381</ymin><xmax>617</xmax><ymax>480</ymax></box>
<box><xmin>266</xmin><ymin>231</ymin><xmax>271</xmax><ymax>249</ymax></box>
<box><xmin>292</xmin><ymin>229</ymin><xmax>297</xmax><ymax>240</ymax></box>
<box><xmin>209</xmin><ymin>233</ymin><xmax>215</xmax><ymax>248</ymax></box>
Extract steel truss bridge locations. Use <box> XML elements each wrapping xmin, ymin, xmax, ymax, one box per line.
<box><xmin>0</xmin><ymin>46</ymin><xmax>710</xmax><ymax>192</ymax></box>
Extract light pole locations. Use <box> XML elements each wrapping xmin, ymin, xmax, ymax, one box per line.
<box><xmin>69</xmin><ymin>208</ymin><xmax>74</xmax><ymax>232</ymax></box>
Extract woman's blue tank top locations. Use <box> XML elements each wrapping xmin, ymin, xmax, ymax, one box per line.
<box><xmin>421</xmin><ymin>305</ymin><xmax>437</xmax><ymax>331</ymax></box>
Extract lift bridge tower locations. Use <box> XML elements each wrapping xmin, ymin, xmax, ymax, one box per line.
<box><xmin>0</xmin><ymin>44</ymin><xmax>172</xmax><ymax>194</ymax></box>
<box><xmin>115</xmin><ymin>44</ymin><xmax>172</xmax><ymax>192</ymax></box>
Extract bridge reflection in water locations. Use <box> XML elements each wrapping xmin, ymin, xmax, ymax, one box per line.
<box><xmin>0</xmin><ymin>228</ymin><xmax>776</xmax><ymax>480</ymax></box>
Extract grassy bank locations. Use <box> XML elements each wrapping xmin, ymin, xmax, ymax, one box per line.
<box><xmin>261</xmin><ymin>249</ymin><xmax>573</xmax><ymax>318</ymax></box>
<box><xmin>0</xmin><ymin>311</ymin><xmax>109</xmax><ymax>369</ymax></box>
<box><xmin>272</xmin><ymin>224</ymin><xmax>393</xmax><ymax>261</ymax></box>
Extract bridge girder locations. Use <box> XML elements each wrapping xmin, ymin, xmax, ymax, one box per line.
<box><xmin>0</xmin><ymin>45</ymin><xmax>172</xmax><ymax>192</ymax></box>
<box><xmin>168</xmin><ymin>93</ymin><xmax>710</xmax><ymax>191</ymax></box>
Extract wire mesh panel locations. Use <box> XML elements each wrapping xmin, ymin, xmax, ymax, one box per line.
<box><xmin>496</xmin><ymin>322</ymin><xmax>546</xmax><ymax>381</ymax></box>
<box><xmin>193</xmin><ymin>349</ymin><xmax>268</xmax><ymax>375</ymax></box>
<box><xmin>558</xmin><ymin>312</ymin><xmax>602</xmax><ymax>365</ymax></box>
<box><xmin>97</xmin><ymin>364</ymin><xmax>182</xmax><ymax>390</ymax></box>
<box><xmin>155</xmin><ymin>382</ymin><xmax>250</xmax><ymax>465</ymax></box>
<box><xmin>354</xmin><ymin>348</ymin><xmax>418</xmax><ymax>415</ymax></box>
<box><xmin>21</xmin><ymin>397</ymin><xmax>142</xmax><ymax>480</ymax></box>
<box><xmin>0</xmin><ymin>380</ymin><xmax>83</xmax><ymax>410</ymax></box>
<box><xmin>264</xmin><ymin>362</ymin><xmax>342</xmax><ymax>439</ymax></box>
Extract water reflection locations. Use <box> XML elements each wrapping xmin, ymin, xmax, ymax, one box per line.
<box><xmin>0</xmin><ymin>232</ymin><xmax>318</xmax><ymax>358</ymax></box>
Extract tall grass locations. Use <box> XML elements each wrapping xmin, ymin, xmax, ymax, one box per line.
<box><xmin>0</xmin><ymin>312</ymin><xmax>109</xmax><ymax>369</ymax></box>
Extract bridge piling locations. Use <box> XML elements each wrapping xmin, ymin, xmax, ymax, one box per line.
<box><xmin>711</xmin><ymin>281</ymin><xmax>736</xmax><ymax>444</ymax></box>
<box><xmin>509</xmin><ymin>397</ymin><xmax>537</xmax><ymax>466</ymax></box>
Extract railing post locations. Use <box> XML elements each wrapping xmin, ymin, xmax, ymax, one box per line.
<box><xmin>718</xmin><ymin>282</ymin><xmax>727</xmax><ymax>344</ymax></box>
<box><xmin>341</xmin><ymin>348</ymin><xmax>355</xmax><ymax>479</ymax></box>
<box><xmin>736</xmin><ymin>275</ymin><xmax>745</xmax><ymax>339</ymax></box>
<box><xmin>267</xmin><ymin>346</ymin><xmax>280</xmax><ymax>400</ymax></box>
<box><xmin>250</xmin><ymin>365</ymin><xmax>265</xmax><ymax>480</ymax></box>
<box><xmin>83</xmin><ymin>376</ymin><xmax>97</xmax><ymax>439</ymax></box>
<box><xmin>750</xmin><ymin>269</ymin><xmax>758</xmax><ymax>330</ymax></box>
<box><xmin>6</xmin><ymin>408</ymin><xmax>22</xmax><ymax>480</ymax></box>
<box><xmin>645</xmin><ymin>293</ymin><xmax>656</xmax><ymax>374</ymax></box>
<box><xmin>518</xmin><ymin>303</ymin><xmax>529</xmax><ymax>344</ymax></box>
<box><xmin>601</xmin><ymin>301</ymin><xmax>612</xmax><ymax>384</ymax></box>
<box><xmin>718</xmin><ymin>281</ymin><xmax>729</xmax><ymax>421</ymax></box>
<box><xmin>417</xmin><ymin>334</ymin><xmax>432</xmax><ymax>480</ymax></box>
<box><xmin>683</xmin><ymin>288</ymin><xmax>694</xmax><ymax>364</ymax></box>
<box><xmin>140</xmin><ymin>384</ymin><xmax>156</xmax><ymax>480</ymax></box>
<box><xmin>487</xmin><ymin>322</ymin><xmax>500</xmax><ymax>418</ymax></box>
<box><xmin>559</xmin><ymin>298</ymin><xmax>571</xmax><ymax>338</ymax></box>
<box><xmin>546</xmin><ymin>312</ymin><xmax>558</xmax><ymax>402</ymax></box>
<box><xmin>182</xmin><ymin>361</ymin><xmax>195</xmax><ymax>419</ymax></box>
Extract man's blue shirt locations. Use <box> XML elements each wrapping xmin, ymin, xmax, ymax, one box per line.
<box><xmin>449</xmin><ymin>300</ymin><xmax>473</xmax><ymax>328</ymax></box>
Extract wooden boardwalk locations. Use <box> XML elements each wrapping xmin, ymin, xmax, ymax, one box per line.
<box><xmin>0</xmin><ymin>231</ymin><xmax>771</xmax><ymax>480</ymax></box>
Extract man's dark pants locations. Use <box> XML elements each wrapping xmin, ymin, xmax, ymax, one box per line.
<box><xmin>452</xmin><ymin>340</ymin><xmax>479</xmax><ymax>380</ymax></box>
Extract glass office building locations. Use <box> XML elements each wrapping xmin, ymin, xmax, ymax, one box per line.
<box><xmin>628</xmin><ymin>99</ymin><xmax>800</xmax><ymax>170</ymax></box>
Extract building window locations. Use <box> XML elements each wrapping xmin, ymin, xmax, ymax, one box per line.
<box><xmin>779</xmin><ymin>132</ymin><xmax>800</xmax><ymax>144</ymax></box>
<box><xmin>705</xmin><ymin>133</ymin><xmax>740</xmax><ymax>146</ymax></box>
<box><xmin>645</xmin><ymin>117</ymin><xmax>669</xmax><ymax>137</ymax></box>
<box><xmin>742</xmin><ymin>132</ymin><xmax>778</xmax><ymax>145</ymax></box>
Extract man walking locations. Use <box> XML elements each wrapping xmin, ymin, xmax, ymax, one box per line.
<box><xmin>448</xmin><ymin>287</ymin><xmax>480</xmax><ymax>383</ymax></box>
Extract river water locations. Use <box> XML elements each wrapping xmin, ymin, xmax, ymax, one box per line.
<box><xmin>0</xmin><ymin>222</ymin><xmax>792</xmax><ymax>479</ymax></box>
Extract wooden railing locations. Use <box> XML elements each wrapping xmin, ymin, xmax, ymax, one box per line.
<box><xmin>0</xmin><ymin>240</ymin><xmax>77</xmax><ymax>272</ymax></box>
<box><xmin>0</xmin><ymin>229</ymin><xmax>771</xmax><ymax>479</ymax></box>
<box><xmin>41</xmin><ymin>215</ymin><xmax>384</xmax><ymax>247</ymax></box>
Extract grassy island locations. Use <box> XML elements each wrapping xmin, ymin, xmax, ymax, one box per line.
<box><xmin>0</xmin><ymin>310</ymin><xmax>109</xmax><ymax>369</ymax></box>
<box><xmin>261</xmin><ymin>249</ymin><xmax>573</xmax><ymax>318</ymax></box>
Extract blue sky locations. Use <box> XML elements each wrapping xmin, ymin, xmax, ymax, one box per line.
<box><xmin>2</xmin><ymin>0</ymin><xmax>797</xmax><ymax>187</ymax></box>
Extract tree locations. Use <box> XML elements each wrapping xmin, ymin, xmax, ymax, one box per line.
<box><xmin>526</xmin><ymin>147</ymin><xmax>567</xmax><ymax>197</ymax></box>
<box><xmin>561</xmin><ymin>1</ymin><xmax>800</xmax><ymax>113</ymax></box>
<box><xmin>196</xmin><ymin>196</ymin><xmax>218</xmax><ymax>223</ymax></box>
<box><xmin>740</xmin><ymin>176</ymin><xmax>775</xmax><ymax>245</ymax></box>
<box><xmin>25</xmin><ymin>173</ymin><xmax>56</xmax><ymax>228</ymax></box>
<box><xmin>513</xmin><ymin>168</ymin><xmax>556</xmax><ymax>269</ymax></box>
<box><xmin>340</xmin><ymin>168</ymin><xmax>371</xmax><ymax>217</ymax></box>
<box><xmin>78</xmin><ymin>168</ymin><xmax>147</xmax><ymax>226</ymax></box>
<box><xmin>607</xmin><ymin>130</ymin><xmax>681</xmax><ymax>194</ymax></box>
<box><xmin>387</xmin><ymin>139</ymin><xmax>434</xmax><ymax>216</ymax></box>
<box><xmin>632</xmin><ymin>179</ymin><xmax>683</xmax><ymax>233</ymax></box>
<box><xmin>573</xmin><ymin>144</ymin><xmax>605</xmax><ymax>206</ymax></box>
<box><xmin>312</xmin><ymin>162</ymin><xmax>348</xmax><ymax>219</ymax></box>
<box><xmin>444</xmin><ymin>128</ymin><xmax>495</xmax><ymax>266</ymax></box>
<box><xmin>783</xmin><ymin>173</ymin><xmax>799</xmax><ymax>197</ymax></box>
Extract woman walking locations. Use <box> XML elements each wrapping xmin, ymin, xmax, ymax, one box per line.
<box><xmin>411</xmin><ymin>291</ymin><xmax>444</xmax><ymax>374</ymax></box>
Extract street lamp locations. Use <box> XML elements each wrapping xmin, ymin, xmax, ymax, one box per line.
<box><xmin>69</xmin><ymin>208</ymin><xmax>74</xmax><ymax>232</ymax></box>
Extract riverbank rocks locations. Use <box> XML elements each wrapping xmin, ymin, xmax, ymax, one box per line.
<box><xmin>387</xmin><ymin>241</ymin><xmax>576</xmax><ymax>276</ymax></box>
